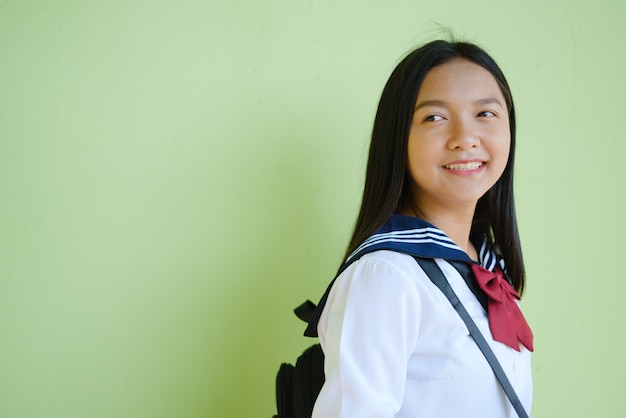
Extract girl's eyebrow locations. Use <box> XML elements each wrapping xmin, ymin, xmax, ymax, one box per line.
<box><xmin>476</xmin><ymin>97</ymin><xmax>504</xmax><ymax>107</ymax></box>
<box><xmin>414</xmin><ymin>99</ymin><xmax>446</xmax><ymax>111</ymax></box>
<box><xmin>414</xmin><ymin>97</ymin><xmax>504</xmax><ymax>111</ymax></box>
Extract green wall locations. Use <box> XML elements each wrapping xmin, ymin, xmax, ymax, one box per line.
<box><xmin>1</xmin><ymin>1</ymin><xmax>624</xmax><ymax>417</ymax></box>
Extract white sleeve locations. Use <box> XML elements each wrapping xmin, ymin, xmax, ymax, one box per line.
<box><xmin>312</xmin><ymin>253</ymin><xmax>421</xmax><ymax>418</ymax></box>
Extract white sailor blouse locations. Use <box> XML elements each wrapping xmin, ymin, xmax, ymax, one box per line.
<box><xmin>307</xmin><ymin>214</ymin><xmax>533</xmax><ymax>418</ymax></box>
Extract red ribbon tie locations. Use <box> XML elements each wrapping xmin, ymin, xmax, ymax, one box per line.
<box><xmin>470</xmin><ymin>264</ymin><xmax>534</xmax><ymax>352</ymax></box>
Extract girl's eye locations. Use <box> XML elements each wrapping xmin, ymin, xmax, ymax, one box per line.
<box><xmin>424</xmin><ymin>114</ymin><xmax>444</xmax><ymax>122</ymax></box>
<box><xmin>478</xmin><ymin>111</ymin><xmax>496</xmax><ymax>118</ymax></box>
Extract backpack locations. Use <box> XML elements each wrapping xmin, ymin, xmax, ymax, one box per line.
<box><xmin>273</xmin><ymin>301</ymin><xmax>324</xmax><ymax>418</ymax></box>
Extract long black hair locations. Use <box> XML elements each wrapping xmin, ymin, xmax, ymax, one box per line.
<box><xmin>345</xmin><ymin>40</ymin><xmax>526</xmax><ymax>294</ymax></box>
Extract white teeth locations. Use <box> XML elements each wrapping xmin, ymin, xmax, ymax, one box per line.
<box><xmin>444</xmin><ymin>162</ymin><xmax>483</xmax><ymax>170</ymax></box>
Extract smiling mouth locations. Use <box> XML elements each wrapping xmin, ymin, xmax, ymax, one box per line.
<box><xmin>443</xmin><ymin>162</ymin><xmax>484</xmax><ymax>170</ymax></box>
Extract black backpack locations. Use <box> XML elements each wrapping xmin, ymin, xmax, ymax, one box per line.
<box><xmin>273</xmin><ymin>301</ymin><xmax>324</xmax><ymax>418</ymax></box>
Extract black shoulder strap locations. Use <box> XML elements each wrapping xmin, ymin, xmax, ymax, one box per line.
<box><xmin>414</xmin><ymin>257</ymin><xmax>530</xmax><ymax>418</ymax></box>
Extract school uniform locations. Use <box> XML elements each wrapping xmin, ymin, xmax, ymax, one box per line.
<box><xmin>307</xmin><ymin>214</ymin><xmax>533</xmax><ymax>418</ymax></box>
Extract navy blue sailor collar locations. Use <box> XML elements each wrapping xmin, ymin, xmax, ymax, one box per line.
<box><xmin>303</xmin><ymin>214</ymin><xmax>503</xmax><ymax>337</ymax></box>
<box><xmin>347</xmin><ymin>214</ymin><xmax>503</xmax><ymax>271</ymax></box>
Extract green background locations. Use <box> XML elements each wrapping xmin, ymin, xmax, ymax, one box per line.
<box><xmin>1</xmin><ymin>1</ymin><xmax>624</xmax><ymax>417</ymax></box>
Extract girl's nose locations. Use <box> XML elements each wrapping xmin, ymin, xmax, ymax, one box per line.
<box><xmin>447</xmin><ymin>119</ymin><xmax>480</xmax><ymax>150</ymax></box>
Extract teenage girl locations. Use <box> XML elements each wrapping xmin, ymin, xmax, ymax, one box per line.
<box><xmin>307</xmin><ymin>40</ymin><xmax>534</xmax><ymax>418</ymax></box>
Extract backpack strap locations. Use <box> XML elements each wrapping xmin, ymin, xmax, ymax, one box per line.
<box><xmin>414</xmin><ymin>257</ymin><xmax>530</xmax><ymax>418</ymax></box>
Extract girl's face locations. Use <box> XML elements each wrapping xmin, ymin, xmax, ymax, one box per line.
<box><xmin>406</xmin><ymin>58</ymin><xmax>511</xmax><ymax>212</ymax></box>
